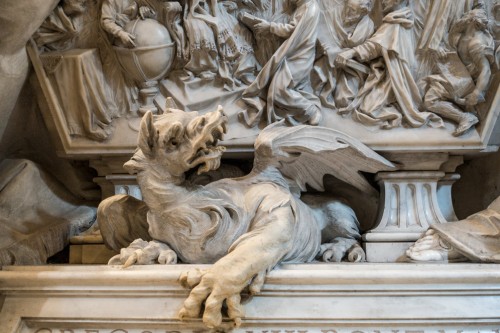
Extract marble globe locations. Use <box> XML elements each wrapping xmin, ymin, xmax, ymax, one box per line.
<box><xmin>114</xmin><ymin>18</ymin><xmax>175</xmax><ymax>82</ymax></box>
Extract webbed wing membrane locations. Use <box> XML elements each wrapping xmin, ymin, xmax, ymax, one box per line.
<box><xmin>254</xmin><ymin>124</ymin><xmax>396</xmax><ymax>195</ymax></box>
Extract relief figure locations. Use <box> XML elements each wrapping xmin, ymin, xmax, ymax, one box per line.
<box><xmin>99</xmin><ymin>0</ymin><xmax>157</xmax><ymax>115</ymax></box>
<box><xmin>33</xmin><ymin>0</ymin><xmax>120</xmax><ymax>141</ymax></box>
<box><xmin>217</xmin><ymin>0</ymin><xmax>259</xmax><ymax>87</ymax></box>
<box><xmin>34</xmin><ymin>0</ymin><xmax>87</xmax><ymax>52</ymax></box>
<box><xmin>312</xmin><ymin>0</ymin><xmax>374</xmax><ymax>109</ymax></box>
<box><xmin>182</xmin><ymin>0</ymin><xmax>258</xmax><ymax>89</ymax></box>
<box><xmin>417</xmin><ymin>0</ymin><xmax>475</xmax><ymax>55</ymax></box>
<box><xmin>101</xmin><ymin>0</ymin><xmax>175</xmax><ymax>115</ymax></box>
<box><xmin>158</xmin><ymin>1</ymin><xmax>190</xmax><ymax>68</ymax></box>
<box><xmin>101</xmin><ymin>0</ymin><xmax>156</xmax><ymax>48</ymax></box>
<box><xmin>415</xmin><ymin>0</ymin><xmax>477</xmax><ymax>84</ymax></box>
<box><xmin>335</xmin><ymin>0</ymin><xmax>444</xmax><ymax>130</ymax></box>
<box><xmin>183</xmin><ymin>0</ymin><xmax>221</xmax><ymax>80</ymax></box>
<box><xmin>422</xmin><ymin>6</ymin><xmax>494</xmax><ymax>136</ymax></box>
<box><xmin>239</xmin><ymin>0</ymin><xmax>322</xmax><ymax>127</ymax></box>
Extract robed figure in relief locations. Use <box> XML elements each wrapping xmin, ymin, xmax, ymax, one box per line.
<box><xmin>336</xmin><ymin>0</ymin><xmax>443</xmax><ymax>129</ymax></box>
<box><xmin>312</xmin><ymin>0</ymin><xmax>375</xmax><ymax>110</ymax></box>
<box><xmin>240</xmin><ymin>0</ymin><xmax>322</xmax><ymax>127</ymax></box>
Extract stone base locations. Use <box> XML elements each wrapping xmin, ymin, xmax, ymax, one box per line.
<box><xmin>69</xmin><ymin>233</ymin><xmax>118</xmax><ymax>264</ymax></box>
<box><xmin>69</xmin><ymin>244</ymin><xmax>117</xmax><ymax>264</ymax></box>
<box><xmin>1</xmin><ymin>264</ymin><xmax>500</xmax><ymax>333</ymax></box>
<box><xmin>363</xmin><ymin>242</ymin><xmax>415</xmax><ymax>262</ymax></box>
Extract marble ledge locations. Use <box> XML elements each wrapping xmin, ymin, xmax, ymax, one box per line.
<box><xmin>1</xmin><ymin>264</ymin><xmax>500</xmax><ymax>333</ymax></box>
<box><xmin>1</xmin><ymin>263</ymin><xmax>500</xmax><ymax>291</ymax></box>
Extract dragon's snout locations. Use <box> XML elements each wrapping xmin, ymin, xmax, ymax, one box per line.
<box><xmin>185</xmin><ymin>106</ymin><xmax>228</xmax><ymax>174</ymax></box>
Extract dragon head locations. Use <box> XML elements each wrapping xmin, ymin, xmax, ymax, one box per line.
<box><xmin>124</xmin><ymin>106</ymin><xmax>228</xmax><ymax>180</ymax></box>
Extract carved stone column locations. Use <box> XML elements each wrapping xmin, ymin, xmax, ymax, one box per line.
<box><xmin>363</xmin><ymin>153</ymin><xmax>463</xmax><ymax>262</ymax></box>
<box><xmin>437</xmin><ymin>173</ymin><xmax>461</xmax><ymax>221</ymax></box>
<box><xmin>94</xmin><ymin>175</ymin><xmax>142</xmax><ymax>200</ymax></box>
<box><xmin>90</xmin><ymin>157</ymin><xmax>142</xmax><ymax>200</ymax></box>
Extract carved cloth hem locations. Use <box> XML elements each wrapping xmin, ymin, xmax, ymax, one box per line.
<box><xmin>431</xmin><ymin>197</ymin><xmax>500</xmax><ymax>263</ymax></box>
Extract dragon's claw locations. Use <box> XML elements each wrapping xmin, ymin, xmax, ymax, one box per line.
<box><xmin>178</xmin><ymin>267</ymin><xmax>250</xmax><ymax>329</ymax></box>
<box><xmin>108</xmin><ymin>239</ymin><xmax>177</xmax><ymax>267</ymax></box>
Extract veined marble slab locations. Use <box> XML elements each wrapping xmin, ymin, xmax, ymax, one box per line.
<box><xmin>1</xmin><ymin>264</ymin><xmax>500</xmax><ymax>333</ymax></box>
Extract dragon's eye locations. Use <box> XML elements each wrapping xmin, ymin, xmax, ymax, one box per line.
<box><xmin>164</xmin><ymin>138</ymin><xmax>179</xmax><ymax>151</ymax></box>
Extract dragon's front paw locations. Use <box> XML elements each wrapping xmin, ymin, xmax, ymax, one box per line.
<box><xmin>108</xmin><ymin>239</ymin><xmax>177</xmax><ymax>267</ymax></box>
<box><xmin>178</xmin><ymin>266</ymin><xmax>264</xmax><ymax>329</ymax></box>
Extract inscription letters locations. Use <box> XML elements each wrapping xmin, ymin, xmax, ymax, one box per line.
<box><xmin>32</xmin><ymin>329</ymin><xmax>500</xmax><ymax>333</ymax></box>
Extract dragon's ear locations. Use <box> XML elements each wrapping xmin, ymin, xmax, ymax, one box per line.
<box><xmin>138</xmin><ymin>111</ymin><xmax>158</xmax><ymax>158</ymax></box>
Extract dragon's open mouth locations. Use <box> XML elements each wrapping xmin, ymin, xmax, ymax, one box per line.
<box><xmin>187</xmin><ymin>116</ymin><xmax>228</xmax><ymax>174</ymax></box>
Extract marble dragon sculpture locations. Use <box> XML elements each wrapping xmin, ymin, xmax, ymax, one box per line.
<box><xmin>98</xmin><ymin>105</ymin><xmax>395</xmax><ymax>328</ymax></box>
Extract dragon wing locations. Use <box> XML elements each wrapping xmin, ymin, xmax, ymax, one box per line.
<box><xmin>253</xmin><ymin>124</ymin><xmax>396</xmax><ymax>196</ymax></box>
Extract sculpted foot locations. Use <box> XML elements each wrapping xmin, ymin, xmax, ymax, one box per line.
<box><xmin>87</xmin><ymin>127</ymin><xmax>110</xmax><ymax>141</ymax></box>
<box><xmin>406</xmin><ymin>229</ymin><xmax>467</xmax><ymax>262</ymax></box>
<box><xmin>108</xmin><ymin>239</ymin><xmax>177</xmax><ymax>267</ymax></box>
<box><xmin>453</xmin><ymin>113</ymin><xmax>478</xmax><ymax>137</ymax></box>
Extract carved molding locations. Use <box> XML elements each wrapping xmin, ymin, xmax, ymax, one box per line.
<box><xmin>1</xmin><ymin>265</ymin><xmax>500</xmax><ymax>333</ymax></box>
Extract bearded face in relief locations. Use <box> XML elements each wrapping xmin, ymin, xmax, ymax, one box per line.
<box><xmin>458</xmin><ymin>8</ymin><xmax>490</xmax><ymax>31</ymax></box>
<box><xmin>343</xmin><ymin>0</ymin><xmax>373</xmax><ymax>27</ymax></box>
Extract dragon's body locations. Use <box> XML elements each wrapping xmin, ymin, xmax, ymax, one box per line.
<box><xmin>98</xmin><ymin>106</ymin><xmax>394</xmax><ymax>329</ymax></box>
<box><xmin>136</xmin><ymin>164</ymin><xmax>323</xmax><ymax>264</ymax></box>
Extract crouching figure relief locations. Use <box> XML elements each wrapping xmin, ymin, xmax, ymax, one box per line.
<box><xmin>97</xmin><ymin>105</ymin><xmax>394</xmax><ymax>328</ymax></box>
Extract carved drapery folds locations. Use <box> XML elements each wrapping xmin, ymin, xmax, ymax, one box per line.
<box><xmin>23</xmin><ymin>0</ymin><xmax>500</xmax><ymax>267</ymax></box>
<box><xmin>3</xmin><ymin>2</ymin><xmax>499</xmax><ymax>326</ymax></box>
<box><xmin>21</xmin><ymin>0</ymin><xmax>500</xmax><ymax>257</ymax></box>
<box><xmin>28</xmin><ymin>0</ymin><xmax>498</xmax><ymax>143</ymax></box>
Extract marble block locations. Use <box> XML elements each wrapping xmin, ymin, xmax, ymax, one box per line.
<box><xmin>1</xmin><ymin>264</ymin><xmax>500</xmax><ymax>333</ymax></box>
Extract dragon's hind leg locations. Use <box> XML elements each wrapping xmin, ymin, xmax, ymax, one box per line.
<box><xmin>320</xmin><ymin>239</ymin><xmax>365</xmax><ymax>262</ymax></box>
<box><xmin>303</xmin><ymin>195</ymin><xmax>365</xmax><ymax>262</ymax></box>
<box><xmin>320</xmin><ymin>199</ymin><xmax>365</xmax><ymax>262</ymax></box>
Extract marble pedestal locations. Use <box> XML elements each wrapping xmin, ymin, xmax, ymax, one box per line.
<box><xmin>363</xmin><ymin>168</ymin><xmax>461</xmax><ymax>262</ymax></box>
<box><xmin>363</xmin><ymin>171</ymin><xmax>447</xmax><ymax>262</ymax></box>
<box><xmin>1</xmin><ymin>264</ymin><xmax>500</xmax><ymax>333</ymax></box>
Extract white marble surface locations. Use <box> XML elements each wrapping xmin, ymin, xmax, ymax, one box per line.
<box><xmin>1</xmin><ymin>264</ymin><xmax>500</xmax><ymax>333</ymax></box>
